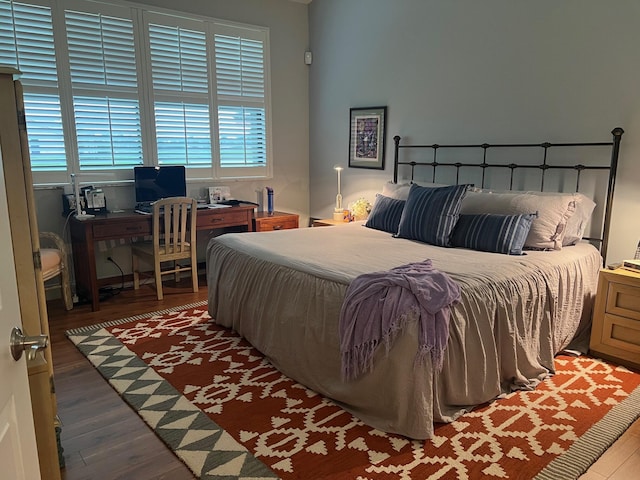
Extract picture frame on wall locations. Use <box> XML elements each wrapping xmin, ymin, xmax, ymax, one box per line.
<box><xmin>348</xmin><ymin>106</ymin><xmax>387</xmax><ymax>169</ymax></box>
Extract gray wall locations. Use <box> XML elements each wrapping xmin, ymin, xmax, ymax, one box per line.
<box><xmin>35</xmin><ymin>0</ymin><xmax>310</xmax><ymax>280</ymax></box>
<box><xmin>308</xmin><ymin>0</ymin><xmax>640</xmax><ymax>264</ymax></box>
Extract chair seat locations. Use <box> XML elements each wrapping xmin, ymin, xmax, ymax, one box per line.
<box><xmin>41</xmin><ymin>248</ymin><xmax>63</xmax><ymax>281</ymax></box>
<box><xmin>132</xmin><ymin>241</ymin><xmax>192</xmax><ymax>256</ymax></box>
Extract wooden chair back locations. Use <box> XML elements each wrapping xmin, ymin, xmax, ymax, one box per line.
<box><xmin>152</xmin><ymin>197</ymin><xmax>197</xmax><ymax>261</ymax></box>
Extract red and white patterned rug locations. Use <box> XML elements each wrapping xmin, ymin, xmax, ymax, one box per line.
<box><xmin>67</xmin><ymin>302</ymin><xmax>640</xmax><ymax>479</ymax></box>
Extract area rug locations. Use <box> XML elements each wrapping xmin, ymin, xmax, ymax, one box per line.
<box><xmin>67</xmin><ymin>302</ymin><xmax>640</xmax><ymax>479</ymax></box>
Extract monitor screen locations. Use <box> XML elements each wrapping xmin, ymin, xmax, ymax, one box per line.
<box><xmin>134</xmin><ymin>166</ymin><xmax>187</xmax><ymax>203</ymax></box>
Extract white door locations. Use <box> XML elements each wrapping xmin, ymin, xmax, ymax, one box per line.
<box><xmin>0</xmin><ymin>146</ymin><xmax>41</xmax><ymax>478</ymax></box>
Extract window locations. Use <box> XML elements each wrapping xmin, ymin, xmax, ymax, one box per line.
<box><xmin>0</xmin><ymin>0</ymin><xmax>67</xmax><ymax>175</ymax></box>
<box><xmin>214</xmin><ymin>25</ymin><xmax>269</xmax><ymax>179</ymax></box>
<box><xmin>146</xmin><ymin>15</ymin><xmax>212</xmax><ymax>171</ymax></box>
<box><xmin>0</xmin><ymin>0</ymin><xmax>271</xmax><ymax>184</ymax></box>
<box><xmin>65</xmin><ymin>6</ymin><xmax>143</xmax><ymax>170</ymax></box>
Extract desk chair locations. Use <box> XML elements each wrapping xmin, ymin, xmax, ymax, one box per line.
<box><xmin>40</xmin><ymin>231</ymin><xmax>73</xmax><ymax>310</ymax></box>
<box><xmin>131</xmin><ymin>197</ymin><xmax>199</xmax><ymax>300</ymax></box>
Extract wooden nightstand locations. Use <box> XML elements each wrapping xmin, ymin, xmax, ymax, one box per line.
<box><xmin>312</xmin><ymin>218</ymin><xmax>351</xmax><ymax>227</ymax></box>
<box><xmin>590</xmin><ymin>268</ymin><xmax>640</xmax><ymax>370</ymax></box>
<box><xmin>254</xmin><ymin>211</ymin><xmax>299</xmax><ymax>232</ymax></box>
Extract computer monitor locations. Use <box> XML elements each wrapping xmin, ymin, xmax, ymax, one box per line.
<box><xmin>134</xmin><ymin>166</ymin><xmax>187</xmax><ymax>204</ymax></box>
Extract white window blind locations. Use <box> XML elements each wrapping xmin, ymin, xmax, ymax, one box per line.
<box><xmin>147</xmin><ymin>19</ymin><xmax>211</xmax><ymax>167</ymax></box>
<box><xmin>65</xmin><ymin>8</ymin><xmax>142</xmax><ymax>170</ymax></box>
<box><xmin>0</xmin><ymin>0</ymin><xmax>271</xmax><ymax>183</ymax></box>
<box><xmin>0</xmin><ymin>0</ymin><xmax>67</xmax><ymax>172</ymax></box>
<box><xmin>214</xmin><ymin>29</ymin><xmax>268</xmax><ymax>173</ymax></box>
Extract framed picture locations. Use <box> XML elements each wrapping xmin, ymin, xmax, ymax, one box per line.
<box><xmin>348</xmin><ymin>106</ymin><xmax>387</xmax><ymax>169</ymax></box>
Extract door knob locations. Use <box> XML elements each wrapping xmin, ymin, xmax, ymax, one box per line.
<box><xmin>10</xmin><ymin>327</ymin><xmax>48</xmax><ymax>361</ymax></box>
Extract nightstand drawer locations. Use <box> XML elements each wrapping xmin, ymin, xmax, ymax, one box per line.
<box><xmin>601</xmin><ymin>313</ymin><xmax>640</xmax><ymax>355</ymax></box>
<box><xmin>606</xmin><ymin>282</ymin><xmax>640</xmax><ymax>320</ymax></box>
<box><xmin>590</xmin><ymin>268</ymin><xmax>640</xmax><ymax>369</ymax></box>
<box><xmin>254</xmin><ymin>211</ymin><xmax>299</xmax><ymax>232</ymax></box>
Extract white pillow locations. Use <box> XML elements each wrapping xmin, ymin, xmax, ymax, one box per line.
<box><xmin>514</xmin><ymin>192</ymin><xmax>595</xmax><ymax>246</ymax></box>
<box><xmin>563</xmin><ymin>193</ymin><xmax>596</xmax><ymax>246</ymax></box>
<box><xmin>460</xmin><ymin>191</ymin><xmax>576</xmax><ymax>250</ymax></box>
<box><xmin>476</xmin><ymin>189</ymin><xmax>596</xmax><ymax>246</ymax></box>
<box><xmin>381</xmin><ymin>181</ymin><xmax>449</xmax><ymax>200</ymax></box>
<box><xmin>382</xmin><ymin>182</ymin><xmax>411</xmax><ymax>200</ymax></box>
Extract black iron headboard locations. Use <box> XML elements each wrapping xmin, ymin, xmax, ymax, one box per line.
<box><xmin>393</xmin><ymin>127</ymin><xmax>624</xmax><ymax>261</ymax></box>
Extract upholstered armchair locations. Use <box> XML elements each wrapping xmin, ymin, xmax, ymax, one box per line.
<box><xmin>40</xmin><ymin>231</ymin><xmax>73</xmax><ymax>310</ymax></box>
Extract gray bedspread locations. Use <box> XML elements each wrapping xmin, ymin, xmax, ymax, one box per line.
<box><xmin>206</xmin><ymin>222</ymin><xmax>601</xmax><ymax>439</ymax></box>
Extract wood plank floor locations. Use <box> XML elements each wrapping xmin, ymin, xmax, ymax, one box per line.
<box><xmin>46</xmin><ymin>280</ymin><xmax>640</xmax><ymax>479</ymax></box>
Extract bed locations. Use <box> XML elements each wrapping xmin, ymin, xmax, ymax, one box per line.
<box><xmin>206</xmin><ymin>128</ymin><xmax>624</xmax><ymax>440</ymax></box>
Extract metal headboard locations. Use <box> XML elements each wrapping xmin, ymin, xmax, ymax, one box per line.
<box><xmin>393</xmin><ymin>127</ymin><xmax>624</xmax><ymax>261</ymax></box>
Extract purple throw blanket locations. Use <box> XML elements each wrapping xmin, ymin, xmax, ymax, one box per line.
<box><xmin>339</xmin><ymin>259</ymin><xmax>461</xmax><ymax>381</ymax></box>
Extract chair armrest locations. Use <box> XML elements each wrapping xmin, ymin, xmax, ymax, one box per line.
<box><xmin>39</xmin><ymin>231</ymin><xmax>67</xmax><ymax>254</ymax></box>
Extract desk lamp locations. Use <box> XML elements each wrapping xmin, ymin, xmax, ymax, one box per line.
<box><xmin>70</xmin><ymin>173</ymin><xmax>95</xmax><ymax>220</ymax></box>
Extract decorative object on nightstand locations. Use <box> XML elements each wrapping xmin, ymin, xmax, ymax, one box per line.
<box><xmin>349</xmin><ymin>197</ymin><xmax>372</xmax><ymax>221</ymax></box>
<box><xmin>333</xmin><ymin>165</ymin><xmax>344</xmax><ymax>221</ymax></box>
<box><xmin>589</xmin><ymin>268</ymin><xmax>640</xmax><ymax>370</ymax></box>
<box><xmin>254</xmin><ymin>211</ymin><xmax>299</xmax><ymax>232</ymax></box>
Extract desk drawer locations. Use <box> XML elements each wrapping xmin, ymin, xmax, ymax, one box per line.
<box><xmin>197</xmin><ymin>209</ymin><xmax>249</xmax><ymax>229</ymax></box>
<box><xmin>93</xmin><ymin>220</ymin><xmax>150</xmax><ymax>239</ymax></box>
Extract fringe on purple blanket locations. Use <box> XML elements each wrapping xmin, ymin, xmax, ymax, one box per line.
<box><xmin>339</xmin><ymin>259</ymin><xmax>461</xmax><ymax>381</ymax></box>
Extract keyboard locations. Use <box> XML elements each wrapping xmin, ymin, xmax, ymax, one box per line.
<box><xmin>134</xmin><ymin>203</ymin><xmax>153</xmax><ymax>214</ymax></box>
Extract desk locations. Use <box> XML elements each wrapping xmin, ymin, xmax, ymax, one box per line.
<box><xmin>70</xmin><ymin>205</ymin><xmax>255</xmax><ymax>311</ymax></box>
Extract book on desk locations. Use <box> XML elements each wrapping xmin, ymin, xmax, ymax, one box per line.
<box><xmin>622</xmin><ymin>259</ymin><xmax>640</xmax><ymax>273</ymax></box>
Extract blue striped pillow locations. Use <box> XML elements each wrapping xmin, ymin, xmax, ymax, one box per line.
<box><xmin>365</xmin><ymin>194</ymin><xmax>406</xmax><ymax>233</ymax></box>
<box><xmin>451</xmin><ymin>213</ymin><xmax>536</xmax><ymax>255</ymax></box>
<box><xmin>396</xmin><ymin>184</ymin><xmax>469</xmax><ymax>246</ymax></box>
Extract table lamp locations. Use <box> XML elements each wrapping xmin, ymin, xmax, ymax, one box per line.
<box><xmin>333</xmin><ymin>165</ymin><xmax>344</xmax><ymax>221</ymax></box>
<box><xmin>70</xmin><ymin>173</ymin><xmax>95</xmax><ymax>220</ymax></box>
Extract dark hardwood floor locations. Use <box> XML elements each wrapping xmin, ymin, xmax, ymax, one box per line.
<box><xmin>47</xmin><ymin>279</ymin><xmax>640</xmax><ymax>480</ymax></box>
<box><xmin>50</xmin><ymin>280</ymin><xmax>202</xmax><ymax>480</ymax></box>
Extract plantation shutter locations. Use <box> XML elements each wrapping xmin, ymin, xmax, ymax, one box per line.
<box><xmin>0</xmin><ymin>0</ymin><xmax>67</xmax><ymax>172</ymax></box>
<box><xmin>1</xmin><ymin>1</ymin><xmax>271</xmax><ymax>182</ymax></box>
<box><xmin>147</xmin><ymin>17</ymin><xmax>212</xmax><ymax>167</ymax></box>
<box><xmin>214</xmin><ymin>24</ymin><xmax>270</xmax><ymax>177</ymax></box>
<box><xmin>65</xmin><ymin>7</ymin><xmax>142</xmax><ymax>169</ymax></box>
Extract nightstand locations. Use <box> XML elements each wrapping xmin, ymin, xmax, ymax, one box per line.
<box><xmin>254</xmin><ymin>211</ymin><xmax>299</xmax><ymax>232</ymax></box>
<box><xmin>312</xmin><ymin>218</ymin><xmax>351</xmax><ymax>227</ymax></box>
<box><xmin>590</xmin><ymin>268</ymin><xmax>640</xmax><ymax>370</ymax></box>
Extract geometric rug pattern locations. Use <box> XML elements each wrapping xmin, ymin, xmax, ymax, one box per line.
<box><xmin>67</xmin><ymin>302</ymin><xmax>640</xmax><ymax>480</ymax></box>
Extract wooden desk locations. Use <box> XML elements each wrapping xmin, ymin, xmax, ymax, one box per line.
<box><xmin>70</xmin><ymin>205</ymin><xmax>255</xmax><ymax>311</ymax></box>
